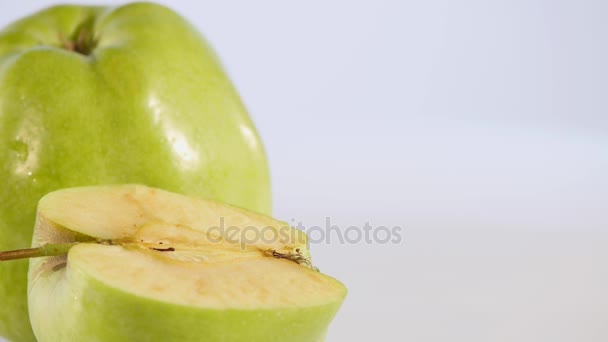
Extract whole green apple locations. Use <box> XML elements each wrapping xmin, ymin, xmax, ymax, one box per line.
<box><xmin>0</xmin><ymin>3</ymin><xmax>271</xmax><ymax>341</ymax></box>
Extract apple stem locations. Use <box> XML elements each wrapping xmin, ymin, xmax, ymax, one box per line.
<box><xmin>0</xmin><ymin>243</ymin><xmax>78</xmax><ymax>261</ymax></box>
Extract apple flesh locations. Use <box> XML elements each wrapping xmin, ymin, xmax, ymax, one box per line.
<box><xmin>0</xmin><ymin>3</ymin><xmax>271</xmax><ymax>340</ymax></box>
<box><xmin>24</xmin><ymin>185</ymin><xmax>346</xmax><ymax>342</ymax></box>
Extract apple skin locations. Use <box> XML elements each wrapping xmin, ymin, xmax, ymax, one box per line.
<box><xmin>0</xmin><ymin>3</ymin><xmax>271</xmax><ymax>341</ymax></box>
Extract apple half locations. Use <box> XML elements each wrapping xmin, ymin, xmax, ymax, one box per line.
<box><xmin>18</xmin><ymin>185</ymin><xmax>346</xmax><ymax>342</ymax></box>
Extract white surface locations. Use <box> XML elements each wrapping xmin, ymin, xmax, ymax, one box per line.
<box><xmin>1</xmin><ymin>1</ymin><xmax>607</xmax><ymax>341</ymax></box>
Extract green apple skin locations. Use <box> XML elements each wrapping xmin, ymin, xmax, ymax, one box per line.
<box><xmin>28</xmin><ymin>246</ymin><xmax>342</xmax><ymax>342</ymax></box>
<box><xmin>0</xmin><ymin>3</ymin><xmax>271</xmax><ymax>341</ymax></box>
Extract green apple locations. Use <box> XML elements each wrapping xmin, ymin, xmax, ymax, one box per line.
<box><xmin>0</xmin><ymin>184</ymin><xmax>345</xmax><ymax>341</ymax></box>
<box><xmin>0</xmin><ymin>3</ymin><xmax>271</xmax><ymax>341</ymax></box>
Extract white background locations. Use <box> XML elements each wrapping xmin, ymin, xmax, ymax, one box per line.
<box><xmin>1</xmin><ymin>1</ymin><xmax>607</xmax><ymax>341</ymax></box>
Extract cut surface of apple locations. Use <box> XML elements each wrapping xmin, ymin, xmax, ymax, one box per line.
<box><xmin>27</xmin><ymin>185</ymin><xmax>346</xmax><ymax>342</ymax></box>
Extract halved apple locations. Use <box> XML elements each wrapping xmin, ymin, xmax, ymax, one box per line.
<box><xmin>19</xmin><ymin>185</ymin><xmax>346</xmax><ymax>342</ymax></box>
